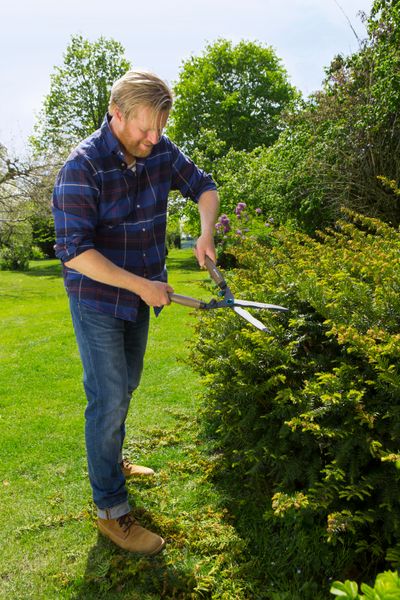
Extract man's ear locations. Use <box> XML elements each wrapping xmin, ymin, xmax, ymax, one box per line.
<box><xmin>113</xmin><ymin>107</ymin><xmax>124</xmax><ymax>123</ymax></box>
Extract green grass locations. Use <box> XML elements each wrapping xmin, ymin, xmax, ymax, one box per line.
<box><xmin>0</xmin><ymin>249</ymin><xmax>251</xmax><ymax>599</ymax></box>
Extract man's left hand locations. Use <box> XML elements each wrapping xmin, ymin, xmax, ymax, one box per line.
<box><xmin>194</xmin><ymin>234</ymin><xmax>216</xmax><ymax>268</ymax></box>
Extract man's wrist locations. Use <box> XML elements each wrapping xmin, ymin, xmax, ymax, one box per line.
<box><xmin>198</xmin><ymin>231</ymin><xmax>214</xmax><ymax>243</ymax></box>
<box><xmin>124</xmin><ymin>272</ymin><xmax>148</xmax><ymax>297</ymax></box>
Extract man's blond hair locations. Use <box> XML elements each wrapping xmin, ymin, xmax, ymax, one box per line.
<box><xmin>108</xmin><ymin>70</ymin><xmax>173</xmax><ymax>120</ymax></box>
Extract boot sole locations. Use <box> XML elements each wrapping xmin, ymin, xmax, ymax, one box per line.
<box><xmin>122</xmin><ymin>470</ymin><xmax>155</xmax><ymax>478</ymax></box>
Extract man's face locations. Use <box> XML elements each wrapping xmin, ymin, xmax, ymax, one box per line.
<box><xmin>111</xmin><ymin>105</ymin><xmax>169</xmax><ymax>160</ymax></box>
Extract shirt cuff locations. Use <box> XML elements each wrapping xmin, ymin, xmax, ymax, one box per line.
<box><xmin>55</xmin><ymin>240</ymin><xmax>95</xmax><ymax>263</ymax></box>
<box><xmin>193</xmin><ymin>183</ymin><xmax>217</xmax><ymax>203</ymax></box>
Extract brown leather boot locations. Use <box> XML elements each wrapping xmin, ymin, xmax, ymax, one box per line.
<box><xmin>98</xmin><ymin>512</ymin><xmax>165</xmax><ymax>555</ymax></box>
<box><xmin>120</xmin><ymin>458</ymin><xmax>155</xmax><ymax>477</ymax></box>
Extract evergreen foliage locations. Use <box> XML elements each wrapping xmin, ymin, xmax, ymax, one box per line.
<box><xmin>191</xmin><ymin>210</ymin><xmax>400</xmax><ymax>595</ymax></box>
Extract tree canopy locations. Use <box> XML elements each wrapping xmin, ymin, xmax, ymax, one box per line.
<box><xmin>31</xmin><ymin>34</ymin><xmax>131</xmax><ymax>155</ymax></box>
<box><xmin>206</xmin><ymin>1</ymin><xmax>400</xmax><ymax>233</ymax></box>
<box><xmin>167</xmin><ymin>39</ymin><xmax>298</xmax><ymax>157</ymax></box>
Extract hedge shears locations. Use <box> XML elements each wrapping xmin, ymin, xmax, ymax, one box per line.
<box><xmin>169</xmin><ymin>256</ymin><xmax>288</xmax><ymax>332</ymax></box>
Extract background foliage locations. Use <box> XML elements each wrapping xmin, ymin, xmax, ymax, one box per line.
<box><xmin>30</xmin><ymin>34</ymin><xmax>131</xmax><ymax>156</ymax></box>
<box><xmin>0</xmin><ymin>35</ymin><xmax>132</xmax><ymax>270</ymax></box>
<box><xmin>3</xmin><ymin>2</ymin><xmax>400</xmax><ymax>266</ymax></box>
<box><xmin>174</xmin><ymin>1</ymin><xmax>400</xmax><ymax>234</ymax></box>
<box><xmin>255</xmin><ymin>0</ymin><xmax>400</xmax><ymax>232</ymax></box>
<box><xmin>167</xmin><ymin>38</ymin><xmax>297</xmax><ymax>158</ymax></box>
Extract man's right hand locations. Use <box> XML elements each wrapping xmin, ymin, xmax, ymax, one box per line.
<box><xmin>65</xmin><ymin>250</ymin><xmax>174</xmax><ymax>307</ymax></box>
<box><xmin>139</xmin><ymin>280</ymin><xmax>174</xmax><ymax>307</ymax></box>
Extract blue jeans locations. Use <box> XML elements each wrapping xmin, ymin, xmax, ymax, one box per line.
<box><xmin>69</xmin><ymin>296</ymin><xmax>150</xmax><ymax>519</ymax></box>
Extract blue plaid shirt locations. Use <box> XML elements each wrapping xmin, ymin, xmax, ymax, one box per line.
<box><xmin>52</xmin><ymin>114</ymin><xmax>216</xmax><ymax>321</ymax></box>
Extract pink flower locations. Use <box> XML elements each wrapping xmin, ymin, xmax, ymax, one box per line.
<box><xmin>235</xmin><ymin>202</ymin><xmax>247</xmax><ymax>216</ymax></box>
<box><xmin>217</xmin><ymin>214</ymin><xmax>231</xmax><ymax>234</ymax></box>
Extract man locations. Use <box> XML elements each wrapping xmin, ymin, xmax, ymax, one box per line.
<box><xmin>52</xmin><ymin>70</ymin><xmax>219</xmax><ymax>555</ymax></box>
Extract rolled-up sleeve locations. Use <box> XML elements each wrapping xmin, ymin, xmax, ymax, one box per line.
<box><xmin>52</xmin><ymin>159</ymin><xmax>99</xmax><ymax>263</ymax></box>
<box><xmin>169</xmin><ymin>139</ymin><xmax>217</xmax><ymax>202</ymax></box>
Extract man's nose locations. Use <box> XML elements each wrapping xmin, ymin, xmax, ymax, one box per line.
<box><xmin>146</xmin><ymin>130</ymin><xmax>160</xmax><ymax>145</ymax></box>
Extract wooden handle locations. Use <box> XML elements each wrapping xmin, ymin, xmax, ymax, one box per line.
<box><xmin>169</xmin><ymin>293</ymin><xmax>206</xmax><ymax>309</ymax></box>
<box><xmin>204</xmin><ymin>256</ymin><xmax>226</xmax><ymax>289</ymax></box>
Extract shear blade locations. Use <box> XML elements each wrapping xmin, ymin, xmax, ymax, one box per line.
<box><xmin>233</xmin><ymin>306</ymin><xmax>269</xmax><ymax>332</ymax></box>
<box><xmin>234</xmin><ymin>299</ymin><xmax>288</xmax><ymax>312</ymax></box>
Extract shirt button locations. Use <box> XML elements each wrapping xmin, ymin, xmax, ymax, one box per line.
<box><xmin>143</xmin><ymin>252</ymin><xmax>146</xmax><ymax>257</ymax></box>
<box><xmin>137</xmin><ymin>204</ymin><xmax>140</xmax><ymax>208</ymax></box>
<box><xmin>142</xmin><ymin>228</ymin><xmax>146</xmax><ymax>232</ymax></box>
<box><xmin>121</xmin><ymin>162</ymin><xmax>126</xmax><ymax>169</ymax></box>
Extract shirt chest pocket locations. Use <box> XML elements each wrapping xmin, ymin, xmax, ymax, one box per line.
<box><xmin>99</xmin><ymin>171</ymin><xmax>138</xmax><ymax>221</ymax></box>
<box><xmin>95</xmin><ymin>221</ymin><xmax>155</xmax><ymax>254</ymax></box>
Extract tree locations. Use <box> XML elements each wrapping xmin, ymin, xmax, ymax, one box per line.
<box><xmin>224</xmin><ymin>1</ymin><xmax>400</xmax><ymax>233</ymax></box>
<box><xmin>0</xmin><ymin>145</ymin><xmax>37</xmax><ymax>269</ymax></box>
<box><xmin>167</xmin><ymin>39</ymin><xmax>298</xmax><ymax>157</ymax></box>
<box><xmin>31</xmin><ymin>34</ymin><xmax>131</xmax><ymax>155</ymax></box>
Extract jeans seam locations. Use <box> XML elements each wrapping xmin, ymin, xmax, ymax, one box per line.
<box><xmin>83</xmin><ymin>325</ymin><xmax>102</xmax><ymax>493</ymax></box>
<box><xmin>78</xmin><ymin>300</ymin><xmax>83</xmax><ymax>322</ymax></box>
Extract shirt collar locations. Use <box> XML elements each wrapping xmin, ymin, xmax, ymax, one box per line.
<box><xmin>101</xmin><ymin>113</ymin><xmax>126</xmax><ymax>160</ymax></box>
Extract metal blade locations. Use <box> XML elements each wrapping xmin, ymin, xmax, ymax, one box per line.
<box><xmin>233</xmin><ymin>306</ymin><xmax>270</xmax><ymax>332</ymax></box>
<box><xmin>233</xmin><ymin>299</ymin><xmax>289</xmax><ymax>312</ymax></box>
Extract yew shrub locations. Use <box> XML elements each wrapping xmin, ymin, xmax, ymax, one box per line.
<box><xmin>191</xmin><ymin>210</ymin><xmax>400</xmax><ymax>595</ymax></box>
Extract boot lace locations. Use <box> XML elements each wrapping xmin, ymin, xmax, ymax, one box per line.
<box><xmin>117</xmin><ymin>513</ymin><xmax>137</xmax><ymax>533</ymax></box>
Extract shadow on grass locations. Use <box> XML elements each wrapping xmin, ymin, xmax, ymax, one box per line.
<box><xmin>25</xmin><ymin>260</ymin><xmax>62</xmax><ymax>279</ymax></box>
<box><xmin>69</xmin><ymin>527</ymin><xmax>163</xmax><ymax>599</ymax></box>
<box><xmin>70</xmin><ymin>533</ymin><xmax>167</xmax><ymax>599</ymax></box>
<box><xmin>71</xmin><ymin>508</ymin><xmax>193</xmax><ymax>599</ymax></box>
<box><xmin>166</xmin><ymin>252</ymin><xmax>199</xmax><ymax>273</ymax></box>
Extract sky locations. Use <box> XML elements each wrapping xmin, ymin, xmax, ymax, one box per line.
<box><xmin>1</xmin><ymin>0</ymin><xmax>373</xmax><ymax>157</ymax></box>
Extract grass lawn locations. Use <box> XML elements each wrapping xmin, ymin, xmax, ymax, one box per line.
<box><xmin>0</xmin><ymin>249</ymin><xmax>249</xmax><ymax>599</ymax></box>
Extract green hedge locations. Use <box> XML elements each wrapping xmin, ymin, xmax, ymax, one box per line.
<box><xmin>0</xmin><ymin>220</ymin><xmax>32</xmax><ymax>271</ymax></box>
<box><xmin>191</xmin><ymin>210</ymin><xmax>400</xmax><ymax>597</ymax></box>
